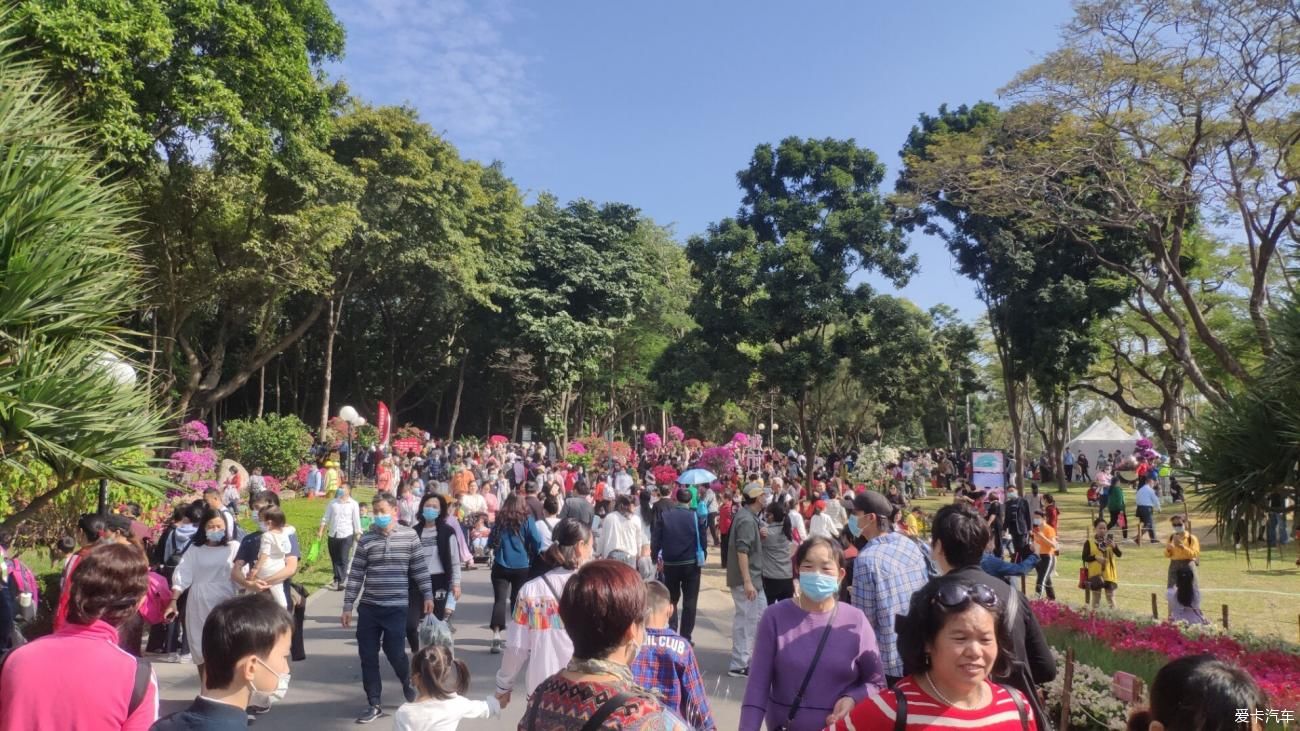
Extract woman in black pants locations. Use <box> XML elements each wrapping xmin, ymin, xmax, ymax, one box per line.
<box><xmin>488</xmin><ymin>494</ymin><xmax>542</xmax><ymax>653</ymax></box>
<box><xmin>406</xmin><ymin>493</ymin><xmax>461</xmax><ymax>652</ymax></box>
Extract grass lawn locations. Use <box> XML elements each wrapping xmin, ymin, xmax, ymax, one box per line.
<box><xmin>910</xmin><ymin>486</ymin><xmax>1300</xmax><ymax>643</ymax></box>
<box><xmin>275</xmin><ymin>485</ymin><xmax>377</xmax><ymax>595</ymax></box>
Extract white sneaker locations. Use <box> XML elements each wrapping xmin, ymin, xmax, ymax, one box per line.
<box><xmin>179</xmin><ymin>653</ymin><xmax>193</xmax><ymax>664</ymax></box>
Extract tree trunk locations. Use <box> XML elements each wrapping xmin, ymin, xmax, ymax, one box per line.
<box><xmin>447</xmin><ymin>352</ymin><xmax>468</xmax><ymax>442</ymax></box>
<box><xmin>257</xmin><ymin>365</ymin><xmax>266</xmax><ymax>418</ymax></box>
<box><xmin>511</xmin><ymin>398</ymin><xmax>524</xmax><ymax>441</ymax></box>
<box><xmin>319</xmin><ymin>298</ymin><xmax>341</xmax><ymax>435</ymax></box>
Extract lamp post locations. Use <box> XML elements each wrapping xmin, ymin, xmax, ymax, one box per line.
<box><xmin>339</xmin><ymin>405</ymin><xmax>363</xmax><ymax>486</ymax></box>
<box><xmin>760</xmin><ymin>422</ymin><xmax>779</xmax><ymax>449</ymax></box>
<box><xmin>95</xmin><ymin>352</ymin><xmax>137</xmax><ymax>514</ymax></box>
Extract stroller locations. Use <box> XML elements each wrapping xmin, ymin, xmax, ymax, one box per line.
<box><xmin>459</xmin><ymin>511</ymin><xmax>491</xmax><ymax>564</ymax></box>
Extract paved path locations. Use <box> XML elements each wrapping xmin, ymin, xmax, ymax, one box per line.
<box><xmin>155</xmin><ymin>562</ymin><xmax>750</xmax><ymax>729</ymax></box>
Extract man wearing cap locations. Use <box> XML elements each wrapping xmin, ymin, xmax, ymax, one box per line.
<box><xmin>850</xmin><ymin>490</ymin><xmax>930</xmax><ymax>687</ymax></box>
<box><xmin>725</xmin><ymin>482</ymin><xmax>767</xmax><ymax>677</ymax></box>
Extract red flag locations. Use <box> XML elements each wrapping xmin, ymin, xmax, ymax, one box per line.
<box><xmin>377</xmin><ymin>401</ymin><xmax>391</xmax><ymax>448</ymax></box>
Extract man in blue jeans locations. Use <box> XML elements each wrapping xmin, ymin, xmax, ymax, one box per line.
<box><xmin>342</xmin><ymin>494</ymin><xmax>433</xmax><ymax>724</ymax></box>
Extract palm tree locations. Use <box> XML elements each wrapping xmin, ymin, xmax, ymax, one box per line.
<box><xmin>0</xmin><ymin>30</ymin><xmax>172</xmax><ymax>532</ymax></box>
<box><xmin>1192</xmin><ymin>302</ymin><xmax>1300</xmax><ymax>562</ymax></box>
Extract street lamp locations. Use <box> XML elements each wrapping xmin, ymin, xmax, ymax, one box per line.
<box><xmin>339</xmin><ymin>406</ymin><xmax>364</xmax><ymax>485</ymax></box>
<box><xmin>95</xmin><ymin>352</ymin><xmax>137</xmax><ymax>514</ymax></box>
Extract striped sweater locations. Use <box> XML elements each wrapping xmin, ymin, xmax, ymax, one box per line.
<box><xmin>830</xmin><ymin>677</ymin><xmax>1035</xmax><ymax>731</ymax></box>
<box><xmin>343</xmin><ymin>524</ymin><xmax>432</xmax><ymax>612</ymax></box>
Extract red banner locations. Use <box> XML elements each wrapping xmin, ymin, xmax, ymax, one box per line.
<box><xmin>393</xmin><ymin>437</ymin><xmax>422</xmax><ymax>455</ymax></box>
<box><xmin>377</xmin><ymin>401</ymin><xmax>391</xmax><ymax>448</ymax></box>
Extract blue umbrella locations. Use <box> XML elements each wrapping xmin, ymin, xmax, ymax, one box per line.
<box><xmin>677</xmin><ymin>468</ymin><xmax>717</xmax><ymax>485</ymax></box>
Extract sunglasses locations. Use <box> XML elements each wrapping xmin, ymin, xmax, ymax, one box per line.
<box><xmin>933</xmin><ymin>582</ymin><xmax>1000</xmax><ymax>611</ymax></box>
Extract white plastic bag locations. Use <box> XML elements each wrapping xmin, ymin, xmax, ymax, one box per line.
<box><xmin>418</xmin><ymin>614</ymin><xmax>454</xmax><ymax>654</ymax></box>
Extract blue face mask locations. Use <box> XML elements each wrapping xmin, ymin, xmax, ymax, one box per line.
<box><xmin>798</xmin><ymin>572</ymin><xmax>841</xmax><ymax>601</ymax></box>
<box><xmin>422</xmin><ymin>507</ymin><xmax>440</xmax><ymax>521</ymax></box>
<box><xmin>848</xmin><ymin>516</ymin><xmax>861</xmax><ymax>537</ymax></box>
<box><xmin>205</xmin><ymin>530</ymin><xmax>226</xmax><ymax>544</ymax></box>
<box><xmin>336</xmin><ymin>489</ymin><xmax>345</xmax><ymax>498</ymax></box>
<box><xmin>175</xmin><ymin>523</ymin><xmax>197</xmax><ymax>537</ymax></box>
<box><xmin>373</xmin><ymin>514</ymin><xmax>393</xmax><ymax>529</ymax></box>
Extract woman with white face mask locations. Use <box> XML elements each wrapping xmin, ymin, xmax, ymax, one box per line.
<box><xmin>740</xmin><ymin>536</ymin><xmax>884</xmax><ymax>731</ymax></box>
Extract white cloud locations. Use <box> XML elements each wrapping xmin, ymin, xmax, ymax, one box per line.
<box><xmin>332</xmin><ymin>0</ymin><xmax>535</xmax><ymax>160</ymax></box>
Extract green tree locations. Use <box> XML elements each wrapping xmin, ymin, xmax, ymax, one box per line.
<box><xmin>219</xmin><ymin>414</ymin><xmax>312</xmax><ymax>478</ymax></box>
<box><xmin>685</xmin><ymin>137</ymin><xmax>915</xmax><ymax>457</ymax></box>
<box><xmin>897</xmin><ymin>103</ymin><xmax>1138</xmax><ymax>488</ymax></box>
<box><xmin>8</xmin><ymin>0</ymin><xmax>355</xmax><ymax>418</ymax></box>
<box><xmin>0</xmin><ymin>34</ymin><xmax>171</xmax><ymax>532</ymax></box>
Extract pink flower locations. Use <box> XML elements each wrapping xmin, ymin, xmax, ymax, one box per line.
<box><xmin>668</xmin><ymin>426</ymin><xmax>685</xmax><ymax>442</ymax></box>
<box><xmin>179</xmin><ymin>420</ymin><xmax>210</xmax><ymax>442</ymax></box>
<box><xmin>644</xmin><ymin>432</ymin><xmax>662</xmax><ymax>449</ymax></box>
<box><xmin>567</xmin><ymin>442</ymin><xmax>588</xmax><ymax>455</ymax></box>
<box><xmin>731</xmin><ymin>432</ymin><xmax>749</xmax><ymax>446</ymax></box>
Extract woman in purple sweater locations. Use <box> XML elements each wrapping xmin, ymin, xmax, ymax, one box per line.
<box><xmin>740</xmin><ymin>536</ymin><xmax>885</xmax><ymax>731</ymax></box>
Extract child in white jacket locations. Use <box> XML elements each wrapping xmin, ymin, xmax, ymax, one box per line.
<box><xmin>394</xmin><ymin>645</ymin><xmax>503</xmax><ymax>731</ymax></box>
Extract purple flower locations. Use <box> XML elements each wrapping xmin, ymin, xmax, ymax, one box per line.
<box><xmin>668</xmin><ymin>426</ymin><xmax>685</xmax><ymax>442</ymax></box>
<box><xmin>643</xmin><ymin>432</ymin><xmax>662</xmax><ymax>449</ymax></box>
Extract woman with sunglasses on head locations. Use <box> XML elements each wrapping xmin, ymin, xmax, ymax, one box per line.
<box><xmin>828</xmin><ymin>575</ymin><xmax>1035</xmax><ymax>731</ymax></box>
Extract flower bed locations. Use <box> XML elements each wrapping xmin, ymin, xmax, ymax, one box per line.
<box><xmin>1033</xmin><ymin>601</ymin><xmax>1300</xmax><ymax>707</ymax></box>
<box><xmin>1043</xmin><ymin>648</ymin><xmax>1127</xmax><ymax>731</ymax></box>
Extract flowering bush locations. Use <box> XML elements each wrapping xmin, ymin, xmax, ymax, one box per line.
<box><xmin>684</xmin><ymin>438</ymin><xmax>702</xmax><ymax>450</ymax></box>
<box><xmin>1042</xmin><ymin>648</ymin><xmax>1128</xmax><ymax>730</ymax></box>
<box><xmin>288</xmin><ymin>462</ymin><xmax>312</xmax><ymax>492</ymax></box>
<box><xmin>167</xmin><ymin>448</ymin><xmax>217</xmax><ymax>476</ymax></box>
<box><xmin>179</xmin><ymin>420</ymin><xmax>210</xmax><ymax>442</ymax></box>
<box><xmin>643</xmin><ymin>432</ymin><xmax>662</xmax><ymax>449</ymax></box>
<box><xmin>567</xmin><ymin>442</ymin><xmax>588</xmax><ymax>455</ymax></box>
<box><xmin>695</xmin><ymin>446</ymin><xmax>736</xmax><ymax>477</ymax></box>
<box><xmin>395</xmin><ymin>424</ymin><xmax>425</xmax><ymax>442</ymax></box>
<box><xmin>731</xmin><ymin>432</ymin><xmax>749</xmax><ymax>446</ymax></box>
<box><xmin>1135</xmin><ymin>437</ymin><xmax>1153</xmax><ymax>452</ymax></box>
<box><xmin>668</xmin><ymin>425</ymin><xmax>685</xmax><ymax>442</ymax></box>
<box><xmin>650</xmin><ymin>465</ymin><xmax>680</xmax><ymax>486</ymax></box>
<box><xmin>262</xmin><ymin>475</ymin><xmax>283</xmax><ymax>494</ymax></box>
<box><xmin>1033</xmin><ymin>601</ymin><xmax>1300</xmax><ymax>707</ymax></box>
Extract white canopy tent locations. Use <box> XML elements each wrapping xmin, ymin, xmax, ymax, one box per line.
<box><xmin>1067</xmin><ymin>417</ymin><xmax>1137</xmax><ymax>458</ymax></box>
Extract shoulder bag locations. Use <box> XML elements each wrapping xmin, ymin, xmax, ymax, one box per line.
<box><xmin>774</xmin><ymin>603</ymin><xmax>838</xmax><ymax>731</ymax></box>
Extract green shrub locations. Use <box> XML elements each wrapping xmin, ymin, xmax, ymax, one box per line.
<box><xmin>219</xmin><ymin>414</ymin><xmax>312</xmax><ymax>478</ymax></box>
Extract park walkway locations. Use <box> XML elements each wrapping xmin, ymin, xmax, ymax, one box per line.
<box><xmin>154</xmin><ymin>561</ymin><xmax>750</xmax><ymax>729</ymax></box>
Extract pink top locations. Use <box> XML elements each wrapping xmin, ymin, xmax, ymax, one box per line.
<box><xmin>0</xmin><ymin>620</ymin><xmax>159</xmax><ymax>731</ymax></box>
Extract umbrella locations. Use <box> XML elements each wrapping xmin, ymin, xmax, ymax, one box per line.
<box><xmin>488</xmin><ymin>434</ymin><xmax>509</xmax><ymax>445</ymax></box>
<box><xmin>677</xmin><ymin>468</ymin><xmax>717</xmax><ymax>485</ymax></box>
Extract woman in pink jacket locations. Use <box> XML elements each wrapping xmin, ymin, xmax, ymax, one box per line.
<box><xmin>0</xmin><ymin>542</ymin><xmax>158</xmax><ymax>731</ymax></box>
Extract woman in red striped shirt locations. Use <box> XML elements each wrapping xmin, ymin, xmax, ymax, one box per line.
<box><xmin>827</xmin><ymin>577</ymin><xmax>1035</xmax><ymax>731</ymax></box>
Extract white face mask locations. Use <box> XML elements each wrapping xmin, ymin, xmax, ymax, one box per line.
<box><xmin>249</xmin><ymin>657</ymin><xmax>290</xmax><ymax>707</ymax></box>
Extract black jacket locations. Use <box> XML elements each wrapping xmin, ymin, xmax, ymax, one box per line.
<box><xmin>152</xmin><ymin>696</ymin><xmax>249</xmax><ymax>731</ymax></box>
<box><xmin>946</xmin><ymin>566</ymin><xmax>1056</xmax><ymax>688</ymax></box>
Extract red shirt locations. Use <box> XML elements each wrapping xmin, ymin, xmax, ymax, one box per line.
<box><xmin>830</xmin><ymin>677</ymin><xmax>1036</xmax><ymax>731</ymax></box>
<box><xmin>719</xmin><ymin>501</ymin><xmax>736</xmax><ymax>534</ymax></box>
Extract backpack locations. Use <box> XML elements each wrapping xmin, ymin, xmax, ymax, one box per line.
<box><xmin>0</xmin><ymin>649</ymin><xmax>152</xmax><ymax>716</ymax></box>
<box><xmin>5</xmin><ymin>557</ymin><xmax>38</xmax><ymax>622</ymax></box>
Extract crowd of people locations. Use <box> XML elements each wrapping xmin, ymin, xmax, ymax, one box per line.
<box><xmin>0</xmin><ymin>435</ymin><xmax>1283</xmax><ymax>730</ymax></box>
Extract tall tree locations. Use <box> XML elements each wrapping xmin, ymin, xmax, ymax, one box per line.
<box><xmin>9</xmin><ymin>0</ymin><xmax>353</xmax><ymax>418</ymax></box>
<box><xmin>0</xmin><ymin>36</ymin><xmax>170</xmax><ymax>531</ymax></box>
<box><xmin>897</xmin><ymin>103</ymin><xmax>1139</xmax><ymax>488</ymax></box>
<box><xmin>686</xmin><ymin>137</ymin><xmax>915</xmax><ymax>458</ymax></box>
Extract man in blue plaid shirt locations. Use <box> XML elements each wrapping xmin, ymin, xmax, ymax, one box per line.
<box><xmin>631</xmin><ymin>581</ymin><xmax>716</xmax><ymax>730</ymax></box>
<box><xmin>850</xmin><ymin>491</ymin><xmax>931</xmax><ymax>686</ymax></box>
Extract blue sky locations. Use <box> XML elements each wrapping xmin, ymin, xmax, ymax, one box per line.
<box><xmin>329</xmin><ymin>0</ymin><xmax>1077</xmax><ymax>321</ymax></box>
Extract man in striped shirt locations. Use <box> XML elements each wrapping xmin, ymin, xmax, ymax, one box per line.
<box><xmin>342</xmin><ymin>494</ymin><xmax>433</xmax><ymax>725</ymax></box>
